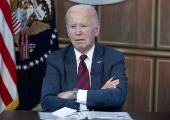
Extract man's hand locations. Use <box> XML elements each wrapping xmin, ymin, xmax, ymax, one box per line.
<box><xmin>101</xmin><ymin>78</ymin><xmax>119</xmax><ymax>89</ymax></box>
<box><xmin>57</xmin><ymin>91</ymin><xmax>73</xmax><ymax>99</ymax></box>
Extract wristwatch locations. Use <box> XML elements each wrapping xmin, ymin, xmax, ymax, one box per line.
<box><xmin>72</xmin><ymin>88</ymin><xmax>78</xmax><ymax>99</ymax></box>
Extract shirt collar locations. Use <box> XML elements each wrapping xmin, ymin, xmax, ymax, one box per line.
<box><xmin>74</xmin><ymin>45</ymin><xmax>95</xmax><ymax>61</ymax></box>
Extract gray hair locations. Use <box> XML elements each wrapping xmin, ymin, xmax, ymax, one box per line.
<box><xmin>65</xmin><ymin>4</ymin><xmax>99</xmax><ymax>25</ymax></box>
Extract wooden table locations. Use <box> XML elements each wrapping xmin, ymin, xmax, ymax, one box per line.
<box><xmin>0</xmin><ymin>110</ymin><xmax>170</xmax><ymax>120</ymax></box>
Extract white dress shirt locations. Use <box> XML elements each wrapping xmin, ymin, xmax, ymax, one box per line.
<box><xmin>74</xmin><ymin>45</ymin><xmax>95</xmax><ymax>111</ymax></box>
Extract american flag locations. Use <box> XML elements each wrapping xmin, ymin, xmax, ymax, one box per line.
<box><xmin>12</xmin><ymin>12</ymin><xmax>22</xmax><ymax>34</ymax></box>
<box><xmin>0</xmin><ymin>0</ymin><xmax>19</xmax><ymax>113</ymax></box>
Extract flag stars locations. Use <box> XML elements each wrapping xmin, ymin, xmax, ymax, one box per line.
<box><xmin>18</xmin><ymin>65</ymin><xmax>21</xmax><ymax>70</ymax></box>
<box><xmin>51</xmin><ymin>34</ymin><xmax>56</xmax><ymax>39</ymax></box>
<box><xmin>17</xmin><ymin>65</ymin><xmax>22</xmax><ymax>70</ymax></box>
<box><xmin>44</xmin><ymin>53</ymin><xmax>48</xmax><ymax>58</ymax></box>
<box><xmin>50</xmin><ymin>39</ymin><xmax>53</xmax><ymax>44</ymax></box>
<box><xmin>35</xmin><ymin>60</ymin><xmax>40</xmax><ymax>65</ymax></box>
<box><xmin>29</xmin><ymin>62</ymin><xmax>34</xmax><ymax>67</ymax></box>
<box><xmin>23</xmin><ymin>65</ymin><xmax>28</xmax><ymax>70</ymax></box>
<box><xmin>54</xmin><ymin>28</ymin><xmax>57</xmax><ymax>33</ymax></box>
<box><xmin>48</xmin><ymin>50</ymin><xmax>51</xmax><ymax>54</ymax></box>
<box><xmin>40</xmin><ymin>57</ymin><xmax>44</xmax><ymax>62</ymax></box>
<box><xmin>17</xmin><ymin>50</ymin><xmax>51</xmax><ymax>70</ymax></box>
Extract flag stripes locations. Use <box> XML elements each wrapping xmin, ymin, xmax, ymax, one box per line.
<box><xmin>0</xmin><ymin>75</ymin><xmax>13</xmax><ymax>106</ymax></box>
<box><xmin>0</xmin><ymin>13</ymin><xmax>17</xmax><ymax>85</ymax></box>
<box><xmin>0</xmin><ymin>0</ymin><xmax>12</xmax><ymax>31</ymax></box>
<box><xmin>0</xmin><ymin>98</ymin><xmax>5</xmax><ymax>111</ymax></box>
<box><xmin>0</xmin><ymin>11</ymin><xmax>15</xmax><ymax>61</ymax></box>
<box><xmin>0</xmin><ymin>0</ymin><xmax>19</xmax><ymax>113</ymax></box>
<box><xmin>0</xmin><ymin>53</ymin><xmax>17</xmax><ymax>100</ymax></box>
<box><xmin>12</xmin><ymin>13</ymin><xmax>21</xmax><ymax>34</ymax></box>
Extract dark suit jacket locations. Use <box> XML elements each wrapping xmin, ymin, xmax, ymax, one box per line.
<box><xmin>41</xmin><ymin>44</ymin><xmax>128</xmax><ymax>112</ymax></box>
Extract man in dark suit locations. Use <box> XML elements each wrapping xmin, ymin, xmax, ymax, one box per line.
<box><xmin>41</xmin><ymin>4</ymin><xmax>128</xmax><ymax>112</ymax></box>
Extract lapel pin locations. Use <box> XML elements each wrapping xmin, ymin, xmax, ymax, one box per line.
<box><xmin>97</xmin><ymin>61</ymin><xmax>101</xmax><ymax>63</ymax></box>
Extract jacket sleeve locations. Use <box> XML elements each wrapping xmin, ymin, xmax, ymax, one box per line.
<box><xmin>40</xmin><ymin>53</ymin><xmax>79</xmax><ymax>112</ymax></box>
<box><xmin>87</xmin><ymin>52</ymin><xmax>127</xmax><ymax>108</ymax></box>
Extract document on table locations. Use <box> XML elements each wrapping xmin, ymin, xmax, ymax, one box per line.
<box><xmin>39</xmin><ymin>108</ymin><xmax>133</xmax><ymax>120</ymax></box>
<box><xmin>38</xmin><ymin>112</ymin><xmax>59</xmax><ymax>120</ymax></box>
<box><xmin>39</xmin><ymin>107</ymin><xmax>77</xmax><ymax>119</ymax></box>
<box><xmin>52</xmin><ymin>107</ymin><xmax>77</xmax><ymax>117</ymax></box>
<box><xmin>85</xmin><ymin>111</ymin><xmax>133</xmax><ymax>120</ymax></box>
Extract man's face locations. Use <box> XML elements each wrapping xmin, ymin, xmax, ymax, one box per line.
<box><xmin>67</xmin><ymin>9</ymin><xmax>100</xmax><ymax>54</ymax></box>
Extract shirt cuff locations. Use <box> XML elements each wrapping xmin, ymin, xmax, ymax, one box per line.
<box><xmin>76</xmin><ymin>89</ymin><xmax>88</xmax><ymax>105</ymax></box>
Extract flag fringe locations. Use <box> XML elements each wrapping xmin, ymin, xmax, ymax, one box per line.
<box><xmin>4</xmin><ymin>97</ymin><xmax>19</xmax><ymax>110</ymax></box>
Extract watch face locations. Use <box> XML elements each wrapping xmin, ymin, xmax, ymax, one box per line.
<box><xmin>72</xmin><ymin>88</ymin><xmax>78</xmax><ymax>99</ymax></box>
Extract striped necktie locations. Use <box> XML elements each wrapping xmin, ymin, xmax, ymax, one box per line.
<box><xmin>76</xmin><ymin>55</ymin><xmax>90</xmax><ymax>90</ymax></box>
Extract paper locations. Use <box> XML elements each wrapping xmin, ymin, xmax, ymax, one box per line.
<box><xmin>52</xmin><ymin>107</ymin><xmax>77</xmax><ymax>117</ymax></box>
<box><xmin>38</xmin><ymin>112</ymin><xmax>59</xmax><ymax>120</ymax></box>
<box><xmin>39</xmin><ymin>111</ymin><xmax>133</xmax><ymax>120</ymax></box>
<box><xmin>86</xmin><ymin>111</ymin><xmax>133</xmax><ymax>120</ymax></box>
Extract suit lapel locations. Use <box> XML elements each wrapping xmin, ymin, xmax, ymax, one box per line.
<box><xmin>91</xmin><ymin>44</ymin><xmax>104</xmax><ymax>90</ymax></box>
<box><xmin>65</xmin><ymin>46</ymin><xmax>77</xmax><ymax>90</ymax></box>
